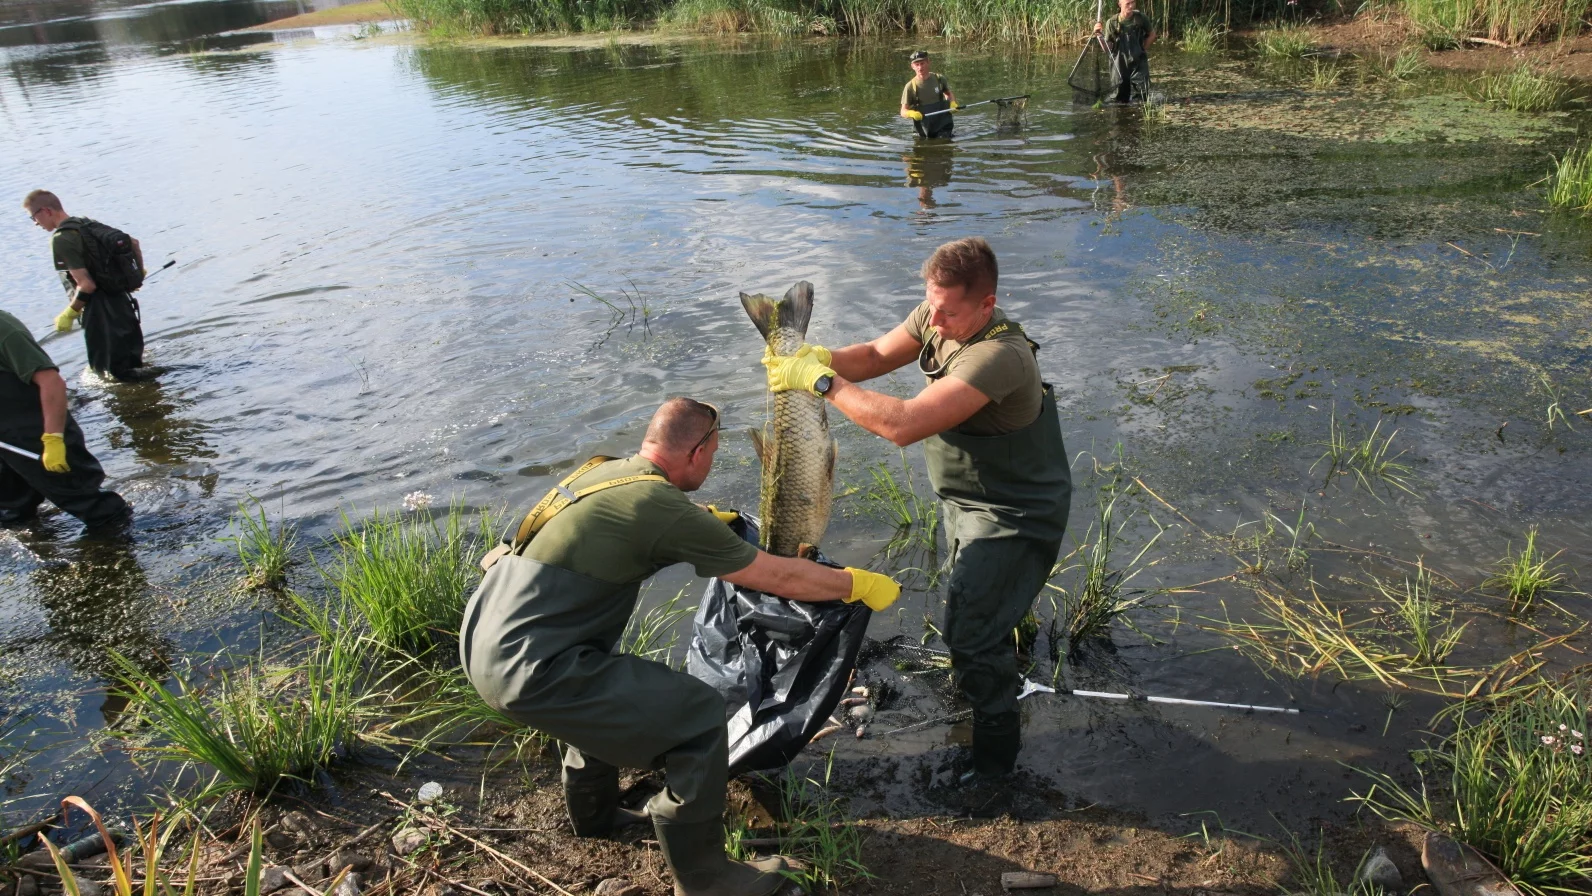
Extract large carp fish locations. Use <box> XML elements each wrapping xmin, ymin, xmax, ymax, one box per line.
<box><xmin>740</xmin><ymin>281</ymin><xmax>837</xmax><ymax>558</ymax></box>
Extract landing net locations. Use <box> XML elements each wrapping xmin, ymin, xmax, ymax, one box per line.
<box><xmin>1068</xmin><ymin>35</ymin><xmax>1109</xmax><ymax>103</ymax></box>
<box><xmin>994</xmin><ymin>96</ymin><xmax>1029</xmax><ymax>128</ymax></box>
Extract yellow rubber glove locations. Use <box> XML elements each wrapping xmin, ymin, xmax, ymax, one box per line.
<box><xmin>903</xmin><ymin>110</ymin><xmax>924</xmax><ymax>121</ymax></box>
<box><xmin>844</xmin><ymin>568</ymin><xmax>901</xmax><ymax>612</ymax></box>
<box><xmin>950</xmin><ymin>101</ymin><xmax>960</xmax><ymax>111</ymax></box>
<box><xmin>41</xmin><ymin>433</ymin><xmax>69</xmax><ymax>473</ymax></box>
<box><xmin>702</xmin><ymin>504</ymin><xmax>740</xmax><ymax>525</ymax></box>
<box><xmin>806</xmin><ymin>344</ymin><xmax>832</xmax><ymax>366</ymax></box>
<box><xmin>762</xmin><ymin>345</ymin><xmax>835</xmax><ymax>395</ymax></box>
<box><xmin>54</xmin><ymin>306</ymin><xmax>80</xmax><ymax>332</ymax></box>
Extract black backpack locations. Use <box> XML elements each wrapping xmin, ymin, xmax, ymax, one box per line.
<box><xmin>58</xmin><ymin>218</ymin><xmax>145</xmax><ymax>293</ymax></box>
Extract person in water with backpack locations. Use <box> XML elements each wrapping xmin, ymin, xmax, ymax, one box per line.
<box><xmin>900</xmin><ymin>50</ymin><xmax>958</xmax><ymax>140</ymax></box>
<box><xmin>1096</xmin><ymin>0</ymin><xmax>1156</xmax><ymax>104</ymax></box>
<box><xmin>24</xmin><ymin>190</ymin><xmax>150</xmax><ymax>382</ymax></box>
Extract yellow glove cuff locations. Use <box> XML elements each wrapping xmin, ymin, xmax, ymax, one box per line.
<box><xmin>703</xmin><ymin>504</ymin><xmax>740</xmax><ymax>524</ymax></box>
<box><xmin>904</xmin><ymin>110</ymin><xmax>924</xmax><ymax>121</ymax></box>
<box><xmin>843</xmin><ymin>567</ymin><xmax>902</xmax><ymax>612</ymax></box>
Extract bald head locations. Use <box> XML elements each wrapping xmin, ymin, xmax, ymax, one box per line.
<box><xmin>643</xmin><ymin>397</ymin><xmax>717</xmax><ymax>454</ymax></box>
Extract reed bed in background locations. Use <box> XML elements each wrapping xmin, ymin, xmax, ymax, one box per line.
<box><xmin>1180</xmin><ymin>17</ymin><xmax>1225</xmax><ymax>54</ymax></box>
<box><xmin>324</xmin><ymin>504</ymin><xmax>494</xmax><ymax>659</ymax></box>
<box><xmin>1468</xmin><ymin>64</ymin><xmax>1578</xmax><ymax>112</ymax></box>
<box><xmin>1546</xmin><ymin>144</ymin><xmax>1592</xmax><ymax>215</ymax></box>
<box><xmin>1397</xmin><ymin>0</ymin><xmax>1590</xmax><ymax>47</ymax></box>
<box><xmin>1351</xmin><ymin>675</ymin><xmax>1592</xmax><ymax>896</ymax></box>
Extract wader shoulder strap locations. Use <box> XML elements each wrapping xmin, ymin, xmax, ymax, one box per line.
<box><xmin>480</xmin><ymin>456</ymin><xmax>670</xmax><ymax>570</ymax></box>
<box><xmin>922</xmin><ymin>317</ymin><xmax>1040</xmax><ymax>380</ymax></box>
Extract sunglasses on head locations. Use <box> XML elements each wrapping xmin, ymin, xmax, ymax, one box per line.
<box><xmin>689</xmin><ymin>401</ymin><xmax>720</xmax><ymax>455</ymax></box>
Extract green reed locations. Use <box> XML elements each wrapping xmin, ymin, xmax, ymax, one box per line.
<box><xmin>228</xmin><ymin>495</ymin><xmax>297</xmax><ymax>592</ymax></box>
<box><xmin>111</xmin><ymin>627</ymin><xmax>373</xmax><ymax>796</ymax></box>
<box><xmin>1482</xmin><ymin>526</ymin><xmax>1566</xmax><ymax>610</ymax></box>
<box><xmin>1468</xmin><ymin>64</ymin><xmax>1578</xmax><ymax>112</ymax></box>
<box><xmin>392</xmin><ymin>0</ymin><xmax>660</xmax><ymax>33</ymax></box>
<box><xmin>737</xmin><ymin>753</ymin><xmax>871</xmax><ymax>889</ymax></box>
<box><xmin>619</xmin><ymin>588</ymin><xmax>694</xmax><ymax>667</ymax></box>
<box><xmin>661</xmin><ymin>0</ymin><xmax>811</xmax><ymax>32</ymax></box>
<box><xmin>1044</xmin><ymin>478</ymin><xmax>1164</xmax><ymax>661</ymax></box>
<box><xmin>1310</xmin><ymin>59</ymin><xmax>1342</xmax><ymax>90</ymax></box>
<box><xmin>1546</xmin><ymin>144</ymin><xmax>1592</xmax><ymax>214</ymax></box>
<box><xmin>1378</xmin><ymin>562</ymin><xmax>1467</xmax><ymax>668</ymax></box>
<box><xmin>1313</xmin><ymin>411</ymin><xmax>1417</xmax><ymax>498</ymax></box>
<box><xmin>45</xmin><ymin>808</ymin><xmax>273</xmax><ymax>896</ymax></box>
<box><xmin>1399</xmin><ymin>0</ymin><xmax>1590</xmax><ymax>47</ymax></box>
<box><xmin>1255</xmin><ymin>25</ymin><xmax>1315</xmax><ymax>58</ymax></box>
<box><xmin>1274</xmin><ymin>829</ymin><xmax>1387</xmax><ymax>896</ymax></box>
<box><xmin>323</xmin><ymin>503</ymin><xmax>492</xmax><ymax>658</ymax></box>
<box><xmin>1391</xmin><ymin>45</ymin><xmax>1427</xmax><ymax>79</ymax></box>
<box><xmin>855</xmin><ymin>450</ymin><xmax>939</xmax><ymax>566</ymax></box>
<box><xmin>1351</xmin><ymin>676</ymin><xmax>1592</xmax><ymax>896</ymax></box>
<box><xmin>1179</xmin><ymin>17</ymin><xmax>1225</xmax><ymax>54</ymax></box>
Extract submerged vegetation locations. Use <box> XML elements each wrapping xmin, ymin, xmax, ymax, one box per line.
<box><xmin>1312</xmin><ymin>412</ymin><xmax>1416</xmax><ymax>498</ymax></box>
<box><xmin>1482</xmin><ymin>527</ymin><xmax>1566</xmax><ymax>610</ymax></box>
<box><xmin>1546</xmin><ymin>144</ymin><xmax>1592</xmax><ymax>214</ymax></box>
<box><xmin>1044</xmin><ymin>469</ymin><xmax>1164</xmax><ymax>660</ymax></box>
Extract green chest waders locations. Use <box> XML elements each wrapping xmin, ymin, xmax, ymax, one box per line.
<box><xmin>920</xmin><ymin>325</ymin><xmax>1072</xmax><ymax>777</ymax></box>
<box><xmin>458</xmin><ymin>462</ymin><xmax>729</xmax><ymax>831</ymax></box>
<box><xmin>913</xmin><ymin>76</ymin><xmax>955</xmax><ymax>139</ymax></box>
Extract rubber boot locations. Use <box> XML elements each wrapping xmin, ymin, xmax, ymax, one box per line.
<box><xmin>652</xmin><ymin>818</ymin><xmax>789</xmax><ymax>896</ymax></box>
<box><xmin>563</xmin><ymin>766</ymin><xmax>649</xmax><ymax>838</ymax></box>
<box><xmin>962</xmin><ymin>710</ymin><xmax>1022</xmax><ymax>783</ymax></box>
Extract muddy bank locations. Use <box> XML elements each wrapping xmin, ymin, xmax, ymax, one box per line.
<box><xmin>1277</xmin><ymin>15</ymin><xmax>1592</xmax><ymax>79</ymax></box>
<box><xmin>241</xmin><ymin>0</ymin><xmax>400</xmax><ymax>31</ymax></box>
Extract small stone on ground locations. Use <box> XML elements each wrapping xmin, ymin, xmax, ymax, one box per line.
<box><xmin>593</xmin><ymin>879</ymin><xmax>642</xmax><ymax>896</ymax></box>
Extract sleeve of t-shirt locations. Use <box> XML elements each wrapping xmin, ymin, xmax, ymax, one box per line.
<box><xmin>901</xmin><ymin>82</ymin><xmax>914</xmax><ymax>108</ymax></box>
<box><xmin>651</xmin><ymin>499</ymin><xmax>760</xmax><ymax>578</ymax></box>
<box><xmin>0</xmin><ymin>330</ymin><xmax>56</xmax><ymax>386</ymax></box>
<box><xmin>1104</xmin><ymin>15</ymin><xmax>1121</xmax><ymax>42</ymax></box>
<box><xmin>946</xmin><ymin>341</ymin><xmax>1027</xmax><ymax>403</ymax></box>
<box><xmin>52</xmin><ymin>229</ymin><xmax>86</xmax><ymax>272</ymax></box>
<box><xmin>903</xmin><ymin>301</ymin><xmax>932</xmax><ymax>343</ymax></box>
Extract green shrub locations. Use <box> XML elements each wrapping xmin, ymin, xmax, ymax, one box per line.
<box><xmin>1468</xmin><ymin>64</ymin><xmax>1578</xmax><ymax>112</ymax></box>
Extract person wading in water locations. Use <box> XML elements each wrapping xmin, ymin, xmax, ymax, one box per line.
<box><xmin>1096</xmin><ymin>0</ymin><xmax>1156</xmax><ymax>104</ymax></box>
<box><xmin>460</xmin><ymin>398</ymin><xmax>900</xmax><ymax>896</ymax></box>
<box><xmin>761</xmin><ymin>238</ymin><xmax>1071</xmax><ymax>801</ymax></box>
<box><xmin>24</xmin><ymin>190</ymin><xmax>151</xmax><ymax>382</ymax></box>
<box><xmin>900</xmin><ymin>50</ymin><xmax>959</xmax><ymax>139</ymax></box>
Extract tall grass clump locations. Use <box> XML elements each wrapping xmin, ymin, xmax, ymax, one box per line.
<box><xmin>1377</xmin><ymin>563</ymin><xmax>1466</xmax><ymax>667</ymax></box>
<box><xmin>112</xmin><ymin>630</ymin><xmax>371</xmax><ymax>795</ymax></box>
<box><xmin>1469</xmin><ymin>64</ymin><xmax>1578</xmax><ymax>112</ymax></box>
<box><xmin>324</xmin><ymin>504</ymin><xmax>492</xmax><ymax>658</ymax></box>
<box><xmin>1255</xmin><ymin>25</ymin><xmax>1314</xmax><ymax>58</ymax></box>
<box><xmin>661</xmin><ymin>0</ymin><xmax>809</xmax><ymax>32</ymax></box>
<box><xmin>732</xmin><ymin>755</ymin><xmax>870</xmax><ymax>889</ymax></box>
<box><xmin>229</xmin><ymin>495</ymin><xmax>296</xmax><ymax>591</ymax></box>
<box><xmin>1310</xmin><ymin>59</ymin><xmax>1342</xmax><ymax>89</ymax></box>
<box><xmin>1546</xmin><ymin>143</ymin><xmax>1592</xmax><ymax>214</ymax></box>
<box><xmin>1044</xmin><ymin>476</ymin><xmax>1164</xmax><ymax>660</ymax></box>
<box><xmin>1179</xmin><ymin>18</ymin><xmax>1225</xmax><ymax>54</ymax></box>
<box><xmin>1275</xmin><ymin>829</ymin><xmax>1388</xmax><ymax>896</ymax></box>
<box><xmin>1482</xmin><ymin>527</ymin><xmax>1566</xmax><ymax>610</ymax></box>
<box><xmin>1352</xmin><ymin>675</ymin><xmax>1592</xmax><ymax>896</ymax></box>
<box><xmin>1312</xmin><ymin>411</ymin><xmax>1416</xmax><ymax>498</ymax></box>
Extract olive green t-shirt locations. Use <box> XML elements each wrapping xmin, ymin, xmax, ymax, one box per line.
<box><xmin>523</xmin><ymin>455</ymin><xmax>759</xmax><ymax>585</ymax></box>
<box><xmin>905</xmin><ymin>302</ymin><xmax>1043</xmax><ymax>437</ymax></box>
<box><xmin>901</xmin><ymin>73</ymin><xmax>950</xmax><ymax>111</ymax></box>
<box><xmin>51</xmin><ymin>222</ymin><xmax>89</xmax><ymax>294</ymax></box>
<box><xmin>0</xmin><ymin>310</ymin><xmax>57</xmax><ymax>385</ymax></box>
<box><xmin>1104</xmin><ymin>11</ymin><xmax>1153</xmax><ymax>54</ymax></box>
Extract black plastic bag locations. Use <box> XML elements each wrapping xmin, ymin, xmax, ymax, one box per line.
<box><xmin>686</xmin><ymin>517</ymin><xmax>872</xmax><ymax>775</ymax></box>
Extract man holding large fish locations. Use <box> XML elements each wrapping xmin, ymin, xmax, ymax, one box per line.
<box><xmin>763</xmin><ymin>237</ymin><xmax>1072</xmax><ymax>784</ymax></box>
<box><xmin>459</xmin><ymin>397</ymin><xmax>900</xmax><ymax>896</ymax></box>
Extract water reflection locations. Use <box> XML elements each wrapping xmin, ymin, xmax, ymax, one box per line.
<box><xmin>99</xmin><ymin>378</ymin><xmax>218</xmax><ymax>474</ymax></box>
<box><xmin>903</xmin><ymin>141</ymin><xmax>954</xmax><ymax>210</ymax></box>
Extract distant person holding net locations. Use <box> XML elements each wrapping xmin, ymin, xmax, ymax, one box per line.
<box><xmin>900</xmin><ymin>50</ymin><xmax>958</xmax><ymax>139</ymax></box>
<box><xmin>1095</xmin><ymin>0</ymin><xmax>1155</xmax><ymax>103</ymax></box>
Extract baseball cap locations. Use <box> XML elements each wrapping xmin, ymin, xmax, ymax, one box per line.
<box><xmin>909</xmin><ymin>50</ymin><xmax>929</xmax><ymax>61</ymax></box>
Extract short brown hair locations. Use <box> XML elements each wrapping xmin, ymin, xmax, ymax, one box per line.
<box><xmin>643</xmin><ymin>397</ymin><xmax>718</xmax><ymax>454</ymax></box>
<box><xmin>921</xmin><ymin>237</ymin><xmax>997</xmax><ymax>298</ymax></box>
<box><xmin>22</xmin><ymin>190</ymin><xmax>63</xmax><ymax>214</ymax></box>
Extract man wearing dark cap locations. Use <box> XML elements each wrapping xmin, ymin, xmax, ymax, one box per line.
<box><xmin>900</xmin><ymin>50</ymin><xmax>958</xmax><ymax>139</ymax></box>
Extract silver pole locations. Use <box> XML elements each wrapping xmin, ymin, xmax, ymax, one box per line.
<box><xmin>0</xmin><ymin>440</ymin><xmax>41</xmax><ymax>462</ymax></box>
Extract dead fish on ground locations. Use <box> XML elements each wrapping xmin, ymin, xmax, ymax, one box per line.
<box><xmin>740</xmin><ymin>281</ymin><xmax>836</xmax><ymax>558</ymax></box>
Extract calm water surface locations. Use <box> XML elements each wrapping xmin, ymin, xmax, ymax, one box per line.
<box><xmin>2</xmin><ymin>2</ymin><xmax>1590</xmax><ymax>830</ymax></box>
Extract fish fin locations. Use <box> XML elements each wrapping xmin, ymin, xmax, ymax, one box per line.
<box><xmin>781</xmin><ymin>281</ymin><xmax>814</xmax><ymax>340</ymax></box>
<box><xmin>749</xmin><ymin>427</ymin><xmax>765</xmax><ymax>465</ymax></box>
<box><xmin>739</xmin><ymin>282</ymin><xmax>815</xmax><ymax>343</ymax></box>
<box><xmin>797</xmin><ymin>543</ymin><xmax>819</xmax><ymax>560</ymax></box>
<box><xmin>740</xmin><ymin>292</ymin><xmax>778</xmax><ymax>343</ymax></box>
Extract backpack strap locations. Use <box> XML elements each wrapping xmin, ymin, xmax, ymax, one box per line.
<box><xmin>480</xmin><ymin>456</ymin><xmax>670</xmax><ymax>570</ymax></box>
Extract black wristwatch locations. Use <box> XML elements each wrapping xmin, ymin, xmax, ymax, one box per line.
<box><xmin>814</xmin><ymin>374</ymin><xmax>834</xmax><ymax>396</ymax></box>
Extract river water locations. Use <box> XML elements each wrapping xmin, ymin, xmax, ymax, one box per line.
<box><xmin>2</xmin><ymin>0</ymin><xmax>1590</xmax><ymax>832</ymax></box>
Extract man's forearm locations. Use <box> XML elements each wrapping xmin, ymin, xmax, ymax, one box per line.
<box><xmin>38</xmin><ymin>377</ymin><xmax>67</xmax><ymax>434</ymax></box>
<box><xmin>723</xmin><ymin>552</ymin><xmax>852</xmax><ymax>602</ymax></box>
<box><xmin>829</xmin><ymin>344</ymin><xmax>904</xmax><ymax>383</ymax></box>
<box><xmin>826</xmin><ymin>378</ymin><xmax>921</xmax><ymax>446</ymax></box>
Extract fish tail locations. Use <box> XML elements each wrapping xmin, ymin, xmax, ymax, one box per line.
<box><xmin>739</xmin><ymin>281</ymin><xmax>814</xmax><ymax>344</ymax></box>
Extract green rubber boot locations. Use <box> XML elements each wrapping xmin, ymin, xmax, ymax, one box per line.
<box><xmin>563</xmin><ymin>764</ymin><xmax>649</xmax><ymax>838</ymax></box>
<box><xmin>653</xmin><ymin>818</ymin><xmax>789</xmax><ymax>896</ymax></box>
